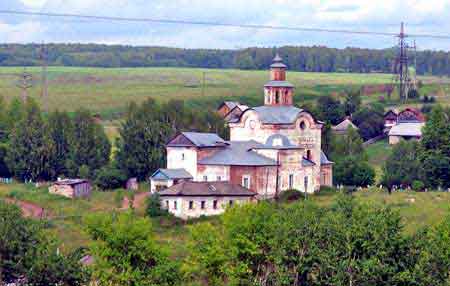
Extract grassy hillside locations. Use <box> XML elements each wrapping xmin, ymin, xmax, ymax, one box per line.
<box><xmin>2</xmin><ymin>67</ymin><xmax>449</xmax><ymax>119</ymax></box>
<box><xmin>1</xmin><ymin>184</ymin><xmax>449</xmax><ymax>258</ymax></box>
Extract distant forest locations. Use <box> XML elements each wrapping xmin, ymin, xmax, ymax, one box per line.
<box><xmin>1</xmin><ymin>43</ymin><xmax>450</xmax><ymax>75</ymax></box>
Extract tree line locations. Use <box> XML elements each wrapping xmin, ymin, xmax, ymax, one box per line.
<box><xmin>2</xmin><ymin>43</ymin><xmax>450</xmax><ymax>75</ymax></box>
<box><xmin>0</xmin><ymin>97</ymin><xmax>226</xmax><ymax>187</ymax></box>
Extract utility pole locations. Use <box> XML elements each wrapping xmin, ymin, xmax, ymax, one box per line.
<box><xmin>16</xmin><ymin>68</ymin><xmax>33</xmax><ymax>103</ymax></box>
<box><xmin>40</xmin><ymin>43</ymin><xmax>49</xmax><ymax>111</ymax></box>
<box><xmin>393</xmin><ymin>22</ymin><xmax>413</xmax><ymax>102</ymax></box>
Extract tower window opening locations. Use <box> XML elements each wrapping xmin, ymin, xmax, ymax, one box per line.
<box><xmin>306</xmin><ymin>150</ymin><xmax>312</xmax><ymax>160</ymax></box>
<box><xmin>275</xmin><ymin>91</ymin><xmax>280</xmax><ymax>104</ymax></box>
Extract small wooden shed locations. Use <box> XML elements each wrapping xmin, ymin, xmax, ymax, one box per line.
<box><xmin>49</xmin><ymin>179</ymin><xmax>92</xmax><ymax>199</ymax></box>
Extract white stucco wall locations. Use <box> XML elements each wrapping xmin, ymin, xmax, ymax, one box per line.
<box><xmin>160</xmin><ymin>196</ymin><xmax>253</xmax><ymax>219</ymax></box>
<box><xmin>197</xmin><ymin>165</ymin><xmax>230</xmax><ymax>182</ymax></box>
<box><xmin>167</xmin><ymin>147</ymin><xmax>197</xmax><ymax>178</ymax></box>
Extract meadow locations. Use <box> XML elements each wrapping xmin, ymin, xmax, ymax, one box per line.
<box><xmin>2</xmin><ymin>66</ymin><xmax>450</xmax><ymax>119</ymax></box>
<box><xmin>0</xmin><ymin>183</ymin><xmax>448</xmax><ymax>259</ymax></box>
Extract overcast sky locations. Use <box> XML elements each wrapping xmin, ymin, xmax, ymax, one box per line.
<box><xmin>1</xmin><ymin>0</ymin><xmax>450</xmax><ymax>50</ymax></box>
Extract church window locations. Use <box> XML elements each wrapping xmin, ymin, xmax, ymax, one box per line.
<box><xmin>242</xmin><ymin>175</ymin><xmax>251</xmax><ymax>189</ymax></box>
<box><xmin>201</xmin><ymin>201</ymin><xmax>206</xmax><ymax>209</ymax></box>
<box><xmin>213</xmin><ymin>200</ymin><xmax>218</xmax><ymax>209</ymax></box>
<box><xmin>173</xmin><ymin>201</ymin><xmax>177</xmax><ymax>210</ymax></box>
<box><xmin>289</xmin><ymin>174</ymin><xmax>294</xmax><ymax>189</ymax></box>
<box><xmin>217</xmin><ymin>175</ymin><xmax>222</xmax><ymax>181</ymax></box>
<box><xmin>165</xmin><ymin>200</ymin><xmax>169</xmax><ymax>208</ymax></box>
<box><xmin>229</xmin><ymin>200</ymin><xmax>234</xmax><ymax>207</ymax></box>
<box><xmin>300</xmin><ymin>121</ymin><xmax>306</xmax><ymax>130</ymax></box>
<box><xmin>275</xmin><ymin>90</ymin><xmax>280</xmax><ymax>104</ymax></box>
<box><xmin>306</xmin><ymin>150</ymin><xmax>312</xmax><ymax>160</ymax></box>
<box><xmin>203</xmin><ymin>175</ymin><xmax>208</xmax><ymax>181</ymax></box>
<box><xmin>189</xmin><ymin>201</ymin><xmax>194</xmax><ymax>210</ymax></box>
<box><xmin>181</xmin><ymin>153</ymin><xmax>185</xmax><ymax>160</ymax></box>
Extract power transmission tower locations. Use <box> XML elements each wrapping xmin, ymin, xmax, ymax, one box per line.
<box><xmin>393</xmin><ymin>22</ymin><xmax>415</xmax><ymax>102</ymax></box>
<box><xmin>16</xmin><ymin>68</ymin><xmax>33</xmax><ymax>103</ymax></box>
<box><xmin>40</xmin><ymin>43</ymin><xmax>49</xmax><ymax>111</ymax></box>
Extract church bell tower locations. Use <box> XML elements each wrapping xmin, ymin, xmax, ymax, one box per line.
<box><xmin>264</xmin><ymin>54</ymin><xmax>294</xmax><ymax>106</ymax></box>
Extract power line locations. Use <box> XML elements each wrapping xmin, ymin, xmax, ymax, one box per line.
<box><xmin>2</xmin><ymin>9</ymin><xmax>450</xmax><ymax>39</ymax></box>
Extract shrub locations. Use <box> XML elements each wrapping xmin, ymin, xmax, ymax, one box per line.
<box><xmin>94</xmin><ymin>166</ymin><xmax>127</xmax><ymax>190</ymax></box>
<box><xmin>412</xmin><ymin>180</ymin><xmax>425</xmax><ymax>192</ymax></box>
<box><xmin>78</xmin><ymin>165</ymin><xmax>90</xmax><ymax>179</ymax></box>
<box><xmin>318</xmin><ymin>186</ymin><xmax>337</xmax><ymax>196</ymax></box>
<box><xmin>146</xmin><ymin>193</ymin><xmax>167</xmax><ymax>217</ymax></box>
<box><xmin>278</xmin><ymin>189</ymin><xmax>304</xmax><ymax>202</ymax></box>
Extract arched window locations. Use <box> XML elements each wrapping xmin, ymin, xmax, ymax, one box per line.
<box><xmin>275</xmin><ymin>90</ymin><xmax>280</xmax><ymax>104</ymax></box>
<box><xmin>306</xmin><ymin>150</ymin><xmax>312</xmax><ymax>160</ymax></box>
<box><xmin>299</xmin><ymin>121</ymin><xmax>306</xmax><ymax>130</ymax></box>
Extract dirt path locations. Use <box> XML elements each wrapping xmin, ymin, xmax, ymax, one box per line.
<box><xmin>121</xmin><ymin>192</ymin><xmax>150</xmax><ymax>209</ymax></box>
<box><xmin>4</xmin><ymin>198</ymin><xmax>48</xmax><ymax>219</ymax></box>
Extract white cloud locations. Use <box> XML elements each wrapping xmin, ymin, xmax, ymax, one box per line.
<box><xmin>2</xmin><ymin>0</ymin><xmax>450</xmax><ymax>50</ymax></box>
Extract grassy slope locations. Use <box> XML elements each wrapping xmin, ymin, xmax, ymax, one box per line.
<box><xmin>1</xmin><ymin>183</ymin><xmax>449</xmax><ymax>258</ymax></box>
<box><xmin>3</xmin><ymin>66</ymin><xmax>447</xmax><ymax>117</ymax></box>
<box><xmin>365</xmin><ymin>140</ymin><xmax>393</xmax><ymax>182</ymax></box>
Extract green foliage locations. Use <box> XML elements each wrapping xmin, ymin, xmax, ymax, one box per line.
<box><xmin>115</xmin><ymin>100</ymin><xmax>172</xmax><ymax>181</ymax></box>
<box><xmin>116</xmin><ymin>99</ymin><xmax>227</xmax><ymax>180</ymax></box>
<box><xmin>382</xmin><ymin>141</ymin><xmax>421</xmax><ymax>189</ymax></box>
<box><xmin>84</xmin><ymin>212</ymin><xmax>181</xmax><ymax>286</ymax></box>
<box><xmin>6</xmin><ymin>99</ymin><xmax>54</xmax><ymax>181</ymax></box>
<box><xmin>343</xmin><ymin>89</ymin><xmax>362</xmax><ymax>115</ymax></box>
<box><xmin>332</xmin><ymin>127</ymin><xmax>366</xmax><ymax>160</ymax></box>
<box><xmin>0</xmin><ymin>200</ymin><xmax>87</xmax><ymax>285</ymax></box>
<box><xmin>321</xmin><ymin>122</ymin><xmax>333</xmax><ymax>156</ymax></box>
<box><xmin>47</xmin><ymin>110</ymin><xmax>73</xmax><ymax>178</ymax></box>
<box><xmin>317</xmin><ymin>95</ymin><xmax>345</xmax><ymax>124</ymax></box>
<box><xmin>146</xmin><ymin>193</ymin><xmax>167</xmax><ymax>217</ymax></box>
<box><xmin>352</xmin><ymin>104</ymin><xmax>385</xmax><ymax>140</ymax></box>
<box><xmin>67</xmin><ymin>109</ymin><xmax>111</xmax><ymax>178</ymax></box>
<box><xmin>419</xmin><ymin>105</ymin><xmax>450</xmax><ymax>188</ymax></box>
<box><xmin>94</xmin><ymin>165</ymin><xmax>127</xmax><ymax>190</ymax></box>
<box><xmin>334</xmin><ymin>156</ymin><xmax>375</xmax><ymax>187</ymax></box>
<box><xmin>77</xmin><ymin>165</ymin><xmax>90</xmax><ymax>179</ymax></box>
<box><xmin>277</xmin><ymin>189</ymin><xmax>305</xmax><ymax>202</ymax></box>
<box><xmin>412</xmin><ymin>180</ymin><xmax>425</xmax><ymax>191</ymax></box>
<box><xmin>185</xmin><ymin>197</ymin><xmax>450</xmax><ymax>285</ymax></box>
<box><xmin>0</xmin><ymin>143</ymin><xmax>11</xmax><ymax>178</ymax></box>
<box><xmin>2</xmin><ymin>44</ymin><xmax>450</xmax><ymax>76</ymax></box>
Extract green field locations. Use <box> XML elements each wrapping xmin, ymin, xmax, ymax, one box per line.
<box><xmin>1</xmin><ymin>183</ymin><xmax>448</xmax><ymax>258</ymax></box>
<box><xmin>2</xmin><ymin>67</ymin><xmax>450</xmax><ymax>118</ymax></box>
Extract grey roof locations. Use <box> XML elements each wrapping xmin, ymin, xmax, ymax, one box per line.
<box><xmin>182</xmin><ymin>132</ymin><xmax>227</xmax><ymax>147</ymax></box>
<box><xmin>332</xmin><ymin>118</ymin><xmax>358</xmax><ymax>131</ymax></box>
<box><xmin>270</xmin><ymin>62</ymin><xmax>287</xmax><ymax>68</ymax></box>
<box><xmin>198</xmin><ymin>140</ymin><xmax>277</xmax><ymax>166</ymax></box>
<box><xmin>222</xmin><ymin>101</ymin><xmax>238</xmax><ymax>110</ymax></box>
<box><xmin>54</xmin><ymin>179</ymin><xmax>89</xmax><ymax>186</ymax></box>
<box><xmin>388</xmin><ymin>122</ymin><xmax>425</xmax><ymax>137</ymax></box>
<box><xmin>151</xmin><ymin>168</ymin><xmax>193</xmax><ymax>180</ymax></box>
<box><xmin>250</xmin><ymin>106</ymin><xmax>303</xmax><ymax>124</ymax></box>
<box><xmin>302</xmin><ymin>158</ymin><xmax>316</xmax><ymax>167</ymax></box>
<box><xmin>253</xmin><ymin>134</ymin><xmax>302</xmax><ymax>150</ymax></box>
<box><xmin>320</xmin><ymin>151</ymin><xmax>333</xmax><ymax>165</ymax></box>
<box><xmin>264</xmin><ymin>80</ymin><xmax>294</xmax><ymax>88</ymax></box>
<box><xmin>159</xmin><ymin>181</ymin><xmax>256</xmax><ymax>197</ymax></box>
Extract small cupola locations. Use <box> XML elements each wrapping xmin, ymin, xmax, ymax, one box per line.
<box><xmin>264</xmin><ymin>54</ymin><xmax>294</xmax><ymax>106</ymax></box>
